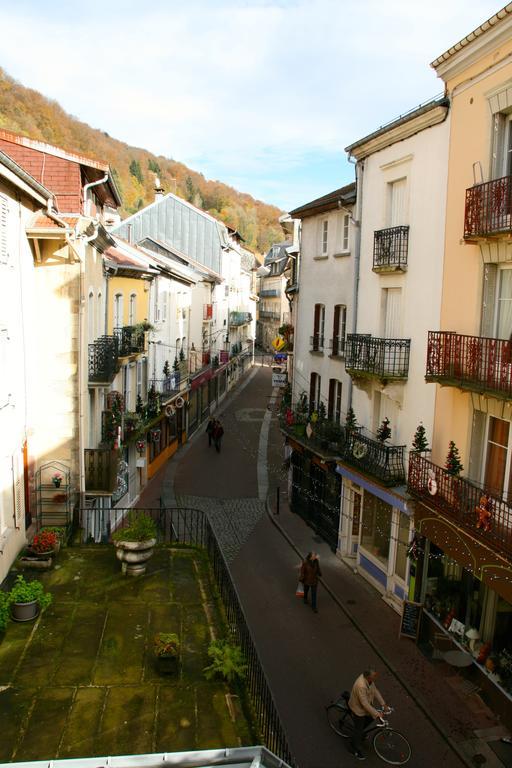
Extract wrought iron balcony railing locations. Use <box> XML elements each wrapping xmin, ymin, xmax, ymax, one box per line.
<box><xmin>259</xmin><ymin>310</ymin><xmax>281</xmax><ymax>320</ymax></box>
<box><xmin>84</xmin><ymin>448</ymin><xmax>119</xmax><ymax>493</ymax></box>
<box><xmin>260</xmin><ymin>288</ymin><xmax>281</xmax><ymax>297</ymax></box>
<box><xmin>329</xmin><ymin>336</ymin><xmax>345</xmax><ymax>357</ymax></box>
<box><xmin>373</xmin><ymin>226</ymin><xmax>409</xmax><ymax>272</ymax></box>
<box><xmin>113</xmin><ymin>325</ymin><xmax>145</xmax><ymax>356</ymax></box>
<box><xmin>149</xmin><ymin>374</ymin><xmax>181</xmax><ymax>397</ymax></box>
<box><xmin>464</xmin><ymin>175</ymin><xmax>512</xmax><ymax>238</ymax></box>
<box><xmin>310</xmin><ymin>334</ymin><xmax>324</xmax><ymax>353</ymax></box>
<box><xmin>408</xmin><ymin>452</ymin><xmax>512</xmax><ymax>559</ymax></box>
<box><xmin>426</xmin><ymin>331</ymin><xmax>512</xmax><ymax>400</ymax></box>
<box><xmin>281</xmin><ymin>411</ymin><xmax>406</xmax><ymax>486</ymax></box>
<box><xmin>88</xmin><ymin>335</ymin><xmax>119</xmax><ymax>383</ymax></box>
<box><xmin>345</xmin><ymin>334</ymin><xmax>410</xmax><ymax>380</ymax></box>
<box><xmin>229</xmin><ymin>311</ymin><xmax>253</xmax><ymax>326</ymax></box>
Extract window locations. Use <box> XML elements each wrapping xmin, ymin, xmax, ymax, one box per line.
<box><xmin>97</xmin><ymin>291</ymin><xmax>104</xmax><ymax>337</ymax></box>
<box><xmin>360</xmin><ymin>492</ymin><xmax>392</xmax><ymax>566</ymax></box>
<box><xmin>88</xmin><ymin>291</ymin><xmax>95</xmax><ymax>343</ymax></box>
<box><xmin>309</xmin><ymin>372</ymin><xmax>321</xmax><ymax>412</ymax></box>
<box><xmin>154</xmin><ymin>279</ymin><xmax>161</xmax><ymax>323</ymax></box>
<box><xmin>382</xmin><ymin>287</ymin><xmax>402</xmax><ymax>338</ymax></box>
<box><xmin>312</xmin><ymin>304</ymin><xmax>325</xmax><ymax>351</ymax></box>
<box><xmin>123</xmin><ymin>365</ymin><xmax>133</xmax><ymax>411</ymax></box>
<box><xmin>484</xmin><ymin>416</ymin><xmax>512</xmax><ymax>500</ymax></box>
<box><xmin>321</xmin><ymin>219</ymin><xmax>328</xmax><ymax>255</ymax></box>
<box><xmin>162</xmin><ymin>290</ymin><xmax>168</xmax><ymax>322</ymax></box>
<box><xmin>0</xmin><ymin>194</ymin><xmax>8</xmax><ymax>265</ymax></box>
<box><xmin>332</xmin><ymin>305</ymin><xmax>347</xmax><ymax>356</ymax></box>
<box><xmin>113</xmin><ymin>293</ymin><xmax>123</xmax><ymax>329</ymax></box>
<box><xmin>388</xmin><ymin>178</ymin><xmax>408</xmax><ymax>227</ymax></box>
<box><xmin>136</xmin><ymin>360</ymin><xmax>143</xmax><ymax>399</ymax></box>
<box><xmin>492</xmin><ymin>112</ymin><xmax>512</xmax><ymax>179</ymax></box>
<box><xmin>337</xmin><ymin>213</ymin><xmax>350</xmax><ymax>253</ymax></box>
<box><xmin>394</xmin><ymin>511</ymin><xmax>410</xmax><ymax>582</ymax></box>
<box><xmin>328</xmin><ymin>379</ymin><xmax>342</xmax><ymax>423</ymax></box>
<box><xmin>129</xmin><ymin>293</ymin><xmax>136</xmax><ymax>326</ymax></box>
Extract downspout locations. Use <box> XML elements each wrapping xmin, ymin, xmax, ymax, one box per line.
<box><xmin>347</xmin><ymin>156</ymin><xmax>363</xmax><ymax>411</ymax></box>
<box><xmin>82</xmin><ymin>174</ymin><xmax>109</xmax><ymax>218</ymax></box>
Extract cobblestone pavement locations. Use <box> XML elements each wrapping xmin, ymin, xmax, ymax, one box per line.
<box><xmin>176</xmin><ymin>494</ymin><xmax>266</xmax><ymax>564</ymax></box>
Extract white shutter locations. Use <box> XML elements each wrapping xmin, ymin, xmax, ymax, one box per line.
<box><xmin>0</xmin><ymin>194</ymin><xmax>8</xmax><ymax>265</ymax></box>
<box><xmin>384</xmin><ymin>288</ymin><xmax>402</xmax><ymax>338</ymax></box>
<box><xmin>480</xmin><ymin>264</ymin><xmax>498</xmax><ymax>338</ymax></box>
<box><xmin>12</xmin><ymin>453</ymin><xmax>24</xmax><ymax>530</ymax></box>
<box><xmin>468</xmin><ymin>410</ymin><xmax>487</xmax><ymax>484</ymax></box>
<box><xmin>390</xmin><ymin>179</ymin><xmax>407</xmax><ymax>226</ymax></box>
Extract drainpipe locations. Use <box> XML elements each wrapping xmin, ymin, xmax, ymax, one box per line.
<box><xmin>82</xmin><ymin>174</ymin><xmax>109</xmax><ymax>218</ymax></box>
<box><xmin>347</xmin><ymin>157</ymin><xmax>363</xmax><ymax>411</ymax></box>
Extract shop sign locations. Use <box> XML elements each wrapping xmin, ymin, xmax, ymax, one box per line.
<box><xmin>272</xmin><ymin>372</ymin><xmax>287</xmax><ymax>387</ymax></box>
<box><xmin>399</xmin><ymin>600</ymin><xmax>423</xmax><ymax>641</ymax></box>
<box><xmin>273</xmin><ymin>353</ymin><xmax>287</xmax><ymax>363</ymax></box>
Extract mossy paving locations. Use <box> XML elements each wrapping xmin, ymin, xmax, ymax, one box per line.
<box><xmin>0</xmin><ymin>546</ymin><xmax>251</xmax><ymax>760</ymax></box>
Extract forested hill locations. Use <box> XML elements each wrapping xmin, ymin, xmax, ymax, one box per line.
<box><xmin>0</xmin><ymin>68</ymin><xmax>283</xmax><ymax>253</ymax></box>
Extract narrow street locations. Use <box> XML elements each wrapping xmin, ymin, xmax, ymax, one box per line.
<box><xmin>169</xmin><ymin>367</ymin><xmax>471</xmax><ymax>768</ymax></box>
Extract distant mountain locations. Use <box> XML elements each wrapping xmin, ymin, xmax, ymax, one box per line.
<box><xmin>0</xmin><ymin>68</ymin><xmax>283</xmax><ymax>253</ymax></box>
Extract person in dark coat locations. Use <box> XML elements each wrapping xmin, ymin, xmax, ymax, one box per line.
<box><xmin>299</xmin><ymin>552</ymin><xmax>322</xmax><ymax>613</ymax></box>
<box><xmin>213</xmin><ymin>420</ymin><xmax>224</xmax><ymax>453</ymax></box>
<box><xmin>206</xmin><ymin>417</ymin><xmax>215</xmax><ymax>447</ymax></box>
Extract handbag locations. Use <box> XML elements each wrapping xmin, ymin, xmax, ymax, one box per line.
<box><xmin>296</xmin><ymin>581</ymin><xmax>304</xmax><ymax>598</ymax></box>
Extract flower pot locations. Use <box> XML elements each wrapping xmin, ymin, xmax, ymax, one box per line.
<box><xmin>11</xmin><ymin>599</ymin><xmax>39</xmax><ymax>622</ymax></box>
<box><xmin>155</xmin><ymin>655</ymin><xmax>178</xmax><ymax>675</ymax></box>
<box><xmin>52</xmin><ymin>479</ymin><xmax>61</xmax><ymax>488</ymax></box>
<box><xmin>114</xmin><ymin>538</ymin><xmax>157</xmax><ymax>576</ymax></box>
<box><xmin>26</xmin><ymin>548</ymin><xmax>56</xmax><ymax>560</ymax></box>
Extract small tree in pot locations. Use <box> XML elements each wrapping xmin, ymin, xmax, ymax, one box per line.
<box><xmin>112</xmin><ymin>511</ymin><xmax>157</xmax><ymax>576</ymax></box>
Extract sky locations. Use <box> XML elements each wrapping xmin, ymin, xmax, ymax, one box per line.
<box><xmin>0</xmin><ymin>0</ymin><xmax>505</xmax><ymax>210</ymax></box>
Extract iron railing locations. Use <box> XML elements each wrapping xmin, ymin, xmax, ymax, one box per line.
<box><xmin>309</xmin><ymin>334</ymin><xmax>324</xmax><ymax>353</ymax></box>
<box><xmin>149</xmin><ymin>374</ymin><xmax>181</xmax><ymax>398</ymax></box>
<box><xmin>113</xmin><ymin>325</ymin><xmax>146</xmax><ymax>356</ymax></box>
<box><xmin>373</xmin><ymin>225</ymin><xmax>409</xmax><ymax>271</ymax></box>
<box><xmin>229</xmin><ymin>311</ymin><xmax>253</xmax><ymax>326</ymax></box>
<box><xmin>260</xmin><ymin>289</ymin><xmax>281</xmax><ymax>297</ymax></box>
<box><xmin>79</xmin><ymin>506</ymin><xmax>296</xmax><ymax>767</ymax></box>
<box><xmin>329</xmin><ymin>336</ymin><xmax>345</xmax><ymax>357</ymax></box>
<box><xmin>408</xmin><ymin>453</ymin><xmax>512</xmax><ymax>559</ymax></box>
<box><xmin>88</xmin><ymin>335</ymin><xmax>119</xmax><ymax>383</ymax></box>
<box><xmin>259</xmin><ymin>310</ymin><xmax>280</xmax><ymax>320</ymax></box>
<box><xmin>345</xmin><ymin>334</ymin><xmax>411</xmax><ymax>379</ymax></box>
<box><xmin>464</xmin><ymin>175</ymin><xmax>512</xmax><ymax>238</ymax></box>
<box><xmin>281</xmin><ymin>413</ymin><xmax>405</xmax><ymax>486</ymax></box>
<box><xmin>426</xmin><ymin>331</ymin><xmax>512</xmax><ymax>400</ymax></box>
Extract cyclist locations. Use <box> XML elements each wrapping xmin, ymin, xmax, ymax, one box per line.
<box><xmin>348</xmin><ymin>667</ymin><xmax>390</xmax><ymax>761</ymax></box>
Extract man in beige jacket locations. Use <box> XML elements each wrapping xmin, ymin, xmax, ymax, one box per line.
<box><xmin>348</xmin><ymin>668</ymin><xmax>389</xmax><ymax>760</ymax></box>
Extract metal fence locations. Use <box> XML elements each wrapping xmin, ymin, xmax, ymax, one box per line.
<box><xmin>373</xmin><ymin>225</ymin><xmax>409</xmax><ymax>271</ymax></box>
<box><xmin>79</xmin><ymin>506</ymin><xmax>295</xmax><ymax>767</ymax></box>
<box><xmin>345</xmin><ymin>333</ymin><xmax>411</xmax><ymax>379</ymax></box>
<box><xmin>464</xmin><ymin>175</ymin><xmax>512</xmax><ymax>238</ymax></box>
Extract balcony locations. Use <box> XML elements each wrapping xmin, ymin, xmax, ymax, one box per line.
<box><xmin>149</xmin><ymin>373</ymin><xmax>181</xmax><ymax>398</ymax></box>
<box><xmin>88</xmin><ymin>335</ymin><xmax>119</xmax><ymax>384</ymax></box>
<box><xmin>373</xmin><ymin>226</ymin><xmax>409</xmax><ymax>272</ymax></box>
<box><xmin>259</xmin><ymin>310</ymin><xmax>280</xmax><ymax>320</ymax></box>
<box><xmin>464</xmin><ymin>175</ymin><xmax>512</xmax><ymax>239</ymax></box>
<box><xmin>310</xmin><ymin>334</ymin><xmax>324</xmax><ymax>353</ymax></box>
<box><xmin>329</xmin><ymin>336</ymin><xmax>345</xmax><ymax>358</ymax></box>
<box><xmin>260</xmin><ymin>288</ymin><xmax>281</xmax><ymax>298</ymax></box>
<box><xmin>408</xmin><ymin>452</ymin><xmax>512</xmax><ymax>559</ymax></box>
<box><xmin>281</xmin><ymin>412</ymin><xmax>405</xmax><ymax>486</ymax></box>
<box><xmin>113</xmin><ymin>325</ymin><xmax>145</xmax><ymax>356</ymax></box>
<box><xmin>84</xmin><ymin>448</ymin><xmax>119</xmax><ymax>493</ymax></box>
<box><xmin>426</xmin><ymin>331</ymin><xmax>512</xmax><ymax>400</ymax></box>
<box><xmin>229</xmin><ymin>311</ymin><xmax>252</xmax><ymax>326</ymax></box>
<box><xmin>203</xmin><ymin>303</ymin><xmax>213</xmax><ymax>321</ymax></box>
<box><xmin>345</xmin><ymin>334</ymin><xmax>411</xmax><ymax>381</ymax></box>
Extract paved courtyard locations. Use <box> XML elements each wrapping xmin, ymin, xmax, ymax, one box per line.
<box><xmin>0</xmin><ymin>547</ymin><xmax>252</xmax><ymax>762</ymax></box>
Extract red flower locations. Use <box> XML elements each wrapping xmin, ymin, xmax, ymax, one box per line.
<box><xmin>31</xmin><ymin>531</ymin><xmax>58</xmax><ymax>553</ymax></box>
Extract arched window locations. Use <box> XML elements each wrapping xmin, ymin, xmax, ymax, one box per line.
<box><xmin>114</xmin><ymin>293</ymin><xmax>124</xmax><ymax>330</ymax></box>
<box><xmin>129</xmin><ymin>293</ymin><xmax>137</xmax><ymax>326</ymax></box>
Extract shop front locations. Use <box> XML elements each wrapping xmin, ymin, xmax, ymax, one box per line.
<box><xmin>336</xmin><ymin>465</ymin><xmax>412</xmax><ymax>606</ymax></box>
<box><xmin>414</xmin><ymin>501</ymin><xmax>512</xmax><ymax>721</ymax></box>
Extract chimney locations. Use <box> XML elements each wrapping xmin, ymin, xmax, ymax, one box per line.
<box><xmin>154</xmin><ymin>176</ymin><xmax>165</xmax><ymax>201</ymax></box>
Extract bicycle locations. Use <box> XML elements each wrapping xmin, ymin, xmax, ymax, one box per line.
<box><xmin>326</xmin><ymin>691</ymin><xmax>411</xmax><ymax>765</ymax></box>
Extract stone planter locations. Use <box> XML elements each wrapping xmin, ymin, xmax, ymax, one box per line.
<box><xmin>11</xmin><ymin>599</ymin><xmax>39</xmax><ymax>622</ymax></box>
<box><xmin>114</xmin><ymin>538</ymin><xmax>156</xmax><ymax>576</ymax></box>
<box><xmin>155</xmin><ymin>655</ymin><xmax>179</xmax><ymax>675</ymax></box>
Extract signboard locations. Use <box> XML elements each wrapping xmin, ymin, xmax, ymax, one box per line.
<box><xmin>399</xmin><ymin>600</ymin><xmax>423</xmax><ymax>641</ymax></box>
<box><xmin>272</xmin><ymin>372</ymin><xmax>287</xmax><ymax>387</ymax></box>
<box><xmin>271</xmin><ymin>336</ymin><xmax>286</xmax><ymax>352</ymax></box>
<box><xmin>273</xmin><ymin>353</ymin><xmax>288</xmax><ymax>363</ymax></box>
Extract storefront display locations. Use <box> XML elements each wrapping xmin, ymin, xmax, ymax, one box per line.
<box><xmin>360</xmin><ymin>493</ymin><xmax>392</xmax><ymax>566</ymax></box>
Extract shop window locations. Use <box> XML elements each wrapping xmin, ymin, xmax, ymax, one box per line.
<box><xmin>394</xmin><ymin>511</ymin><xmax>410</xmax><ymax>582</ymax></box>
<box><xmin>351</xmin><ymin>490</ymin><xmax>361</xmax><ymax>537</ymax></box>
<box><xmin>424</xmin><ymin>543</ymin><xmax>485</xmax><ymax>631</ymax></box>
<box><xmin>360</xmin><ymin>492</ymin><xmax>392</xmax><ymax>565</ymax></box>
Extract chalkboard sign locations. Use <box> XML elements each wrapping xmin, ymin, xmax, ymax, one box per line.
<box><xmin>399</xmin><ymin>600</ymin><xmax>423</xmax><ymax>641</ymax></box>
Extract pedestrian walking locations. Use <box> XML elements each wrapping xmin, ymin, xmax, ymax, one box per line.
<box><xmin>299</xmin><ymin>552</ymin><xmax>321</xmax><ymax>613</ymax></box>
<box><xmin>213</xmin><ymin>419</ymin><xmax>224</xmax><ymax>453</ymax></box>
<box><xmin>206</xmin><ymin>417</ymin><xmax>215</xmax><ymax>447</ymax></box>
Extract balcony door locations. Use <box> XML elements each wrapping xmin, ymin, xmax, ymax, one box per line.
<box><xmin>114</xmin><ymin>293</ymin><xmax>124</xmax><ymax>330</ymax></box>
<box><xmin>496</xmin><ymin>267</ymin><xmax>512</xmax><ymax>340</ymax></box>
<box><xmin>383</xmin><ymin>288</ymin><xmax>402</xmax><ymax>338</ymax></box>
<box><xmin>483</xmin><ymin>416</ymin><xmax>512</xmax><ymax>501</ymax></box>
<box><xmin>388</xmin><ymin>178</ymin><xmax>408</xmax><ymax>227</ymax></box>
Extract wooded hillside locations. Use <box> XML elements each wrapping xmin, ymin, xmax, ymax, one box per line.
<box><xmin>0</xmin><ymin>68</ymin><xmax>283</xmax><ymax>253</ymax></box>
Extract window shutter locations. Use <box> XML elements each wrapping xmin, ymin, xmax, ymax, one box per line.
<box><xmin>480</xmin><ymin>263</ymin><xmax>498</xmax><ymax>337</ymax></box>
<box><xmin>0</xmin><ymin>195</ymin><xmax>8</xmax><ymax>265</ymax></box>
<box><xmin>309</xmin><ymin>373</ymin><xmax>316</xmax><ymax>410</ymax></box>
<box><xmin>12</xmin><ymin>453</ymin><xmax>24</xmax><ymax>529</ymax></box>
<box><xmin>333</xmin><ymin>305</ymin><xmax>340</xmax><ymax>342</ymax></box>
<box><xmin>328</xmin><ymin>378</ymin><xmax>335</xmax><ymax>420</ymax></box>
<box><xmin>492</xmin><ymin>113</ymin><xmax>506</xmax><ymax>178</ymax></box>
<box><xmin>468</xmin><ymin>410</ymin><xmax>487</xmax><ymax>484</ymax></box>
<box><xmin>313</xmin><ymin>305</ymin><xmax>320</xmax><ymax>334</ymax></box>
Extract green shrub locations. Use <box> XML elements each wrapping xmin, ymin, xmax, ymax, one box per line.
<box><xmin>204</xmin><ymin>639</ymin><xmax>247</xmax><ymax>683</ymax></box>
<box><xmin>112</xmin><ymin>511</ymin><xmax>157</xmax><ymax>542</ymax></box>
<box><xmin>8</xmin><ymin>575</ymin><xmax>52</xmax><ymax>611</ymax></box>
<box><xmin>0</xmin><ymin>591</ymin><xmax>9</xmax><ymax>632</ymax></box>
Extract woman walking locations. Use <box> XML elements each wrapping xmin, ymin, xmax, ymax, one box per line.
<box><xmin>299</xmin><ymin>552</ymin><xmax>322</xmax><ymax>613</ymax></box>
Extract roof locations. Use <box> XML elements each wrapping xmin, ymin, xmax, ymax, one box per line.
<box><xmin>111</xmin><ymin>192</ymin><xmax>226</xmax><ymax>279</ymax></box>
<box><xmin>263</xmin><ymin>241</ymin><xmax>291</xmax><ymax>273</ymax></box>
<box><xmin>289</xmin><ymin>182</ymin><xmax>356</xmax><ymax>218</ymax></box>
<box><xmin>0</xmin><ymin>149</ymin><xmax>53</xmax><ymax>204</ymax></box>
<box><xmin>431</xmin><ymin>3</ymin><xmax>512</xmax><ymax>69</ymax></box>
<box><xmin>345</xmin><ymin>95</ymin><xmax>449</xmax><ymax>159</ymax></box>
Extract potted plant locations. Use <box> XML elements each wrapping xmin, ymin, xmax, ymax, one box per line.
<box><xmin>51</xmin><ymin>472</ymin><xmax>63</xmax><ymax>488</ymax></box>
<box><xmin>27</xmin><ymin>530</ymin><xmax>59</xmax><ymax>559</ymax></box>
<box><xmin>154</xmin><ymin>632</ymin><xmax>180</xmax><ymax>674</ymax></box>
<box><xmin>8</xmin><ymin>575</ymin><xmax>52</xmax><ymax>622</ymax></box>
<box><xmin>112</xmin><ymin>511</ymin><xmax>157</xmax><ymax>576</ymax></box>
<box><xmin>203</xmin><ymin>639</ymin><xmax>247</xmax><ymax>684</ymax></box>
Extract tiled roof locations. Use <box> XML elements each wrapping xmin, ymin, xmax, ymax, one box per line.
<box><xmin>289</xmin><ymin>182</ymin><xmax>356</xmax><ymax>218</ymax></box>
<box><xmin>0</xmin><ymin>128</ymin><xmax>109</xmax><ymax>171</ymax></box>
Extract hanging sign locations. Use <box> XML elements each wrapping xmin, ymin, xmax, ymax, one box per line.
<box><xmin>272</xmin><ymin>372</ymin><xmax>287</xmax><ymax>387</ymax></box>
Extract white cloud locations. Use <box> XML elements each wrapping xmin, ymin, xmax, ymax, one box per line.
<box><xmin>0</xmin><ymin>0</ymin><xmax>502</xmax><ymax>207</ymax></box>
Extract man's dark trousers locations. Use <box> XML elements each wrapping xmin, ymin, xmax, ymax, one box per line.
<box><xmin>351</xmin><ymin>713</ymin><xmax>372</xmax><ymax>754</ymax></box>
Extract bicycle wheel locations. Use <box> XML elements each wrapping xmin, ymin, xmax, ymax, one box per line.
<box><xmin>326</xmin><ymin>705</ymin><xmax>354</xmax><ymax>738</ymax></box>
<box><xmin>373</xmin><ymin>727</ymin><xmax>411</xmax><ymax>765</ymax></box>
